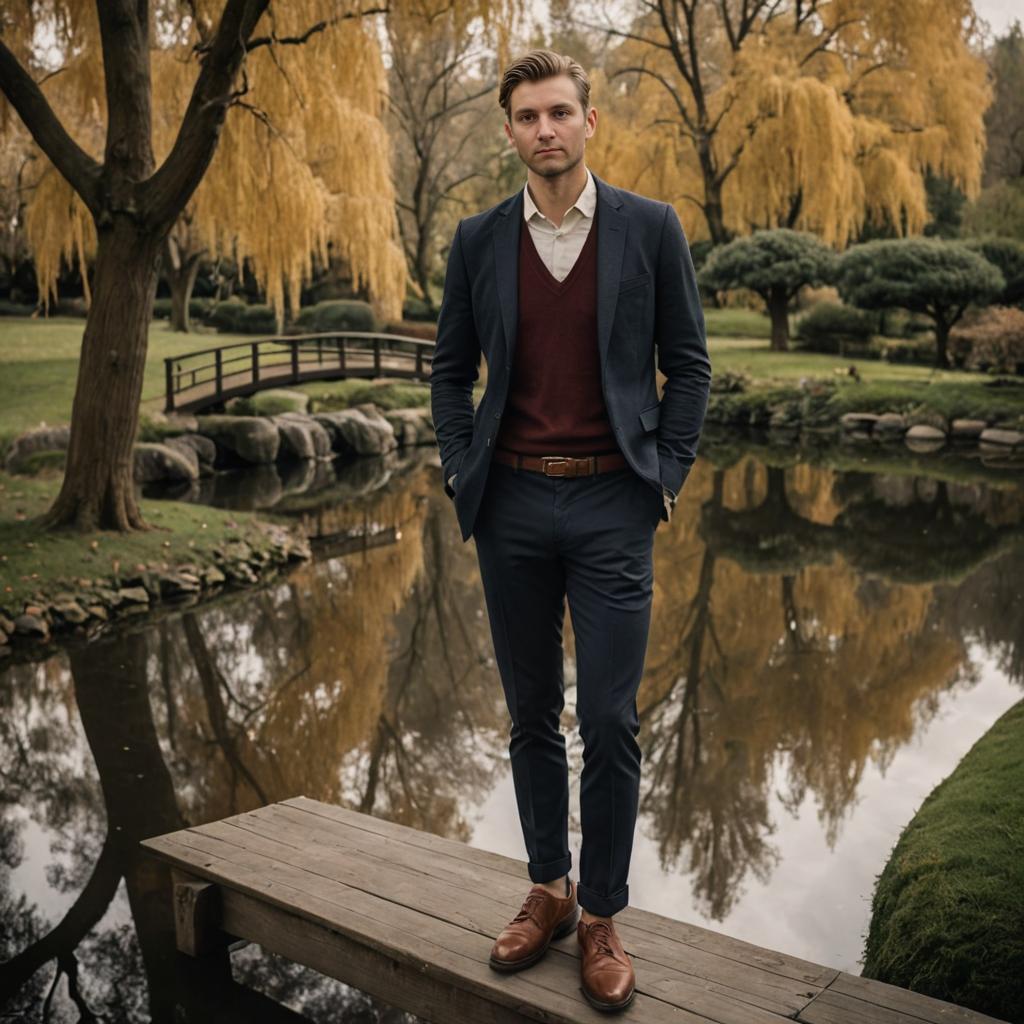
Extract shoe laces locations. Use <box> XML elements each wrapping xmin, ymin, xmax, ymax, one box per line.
<box><xmin>587</xmin><ymin>921</ymin><xmax>617</xmax><ymax>959</ymax></box>
<box><xmin>512</xmin><ymin>890</ymin><xmax>547</xmax><ymax>926</ymax></box>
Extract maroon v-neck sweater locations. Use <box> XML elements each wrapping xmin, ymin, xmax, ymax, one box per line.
<box><xmin>494</xmin><ymin>212</ymin><xmax>618</xmax><ymax>455</ymax></box>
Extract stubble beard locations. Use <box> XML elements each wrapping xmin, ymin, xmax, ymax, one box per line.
<box><xmin>526</xmin><ymin>146</ymin><xmax>583</xmax><ymax>180</ymax></box>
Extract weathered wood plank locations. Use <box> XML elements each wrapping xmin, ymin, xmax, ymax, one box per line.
<box><xmin>239</xmin><ymin>802</ymin><xmax>826</xmax><ymax>1017</ymax></box>
<box><xmin>144</xmin><ymin>830</ymin><xmax>711</xmax><ymax>1024</ymax></box>
<box><xmin>141</xmin><ymin>799</ymin><xmax>1006</xmax><ymax>1024</ymax></box>
<box><xmin>799</xmin><ymin>987</ymin><xmax>1007</xmax><ymax>1024</ymax></box>
<box><xmin>206</xmin><ymin>813</ymin><xmax>812</xmax><ymax>1022</ymax></box>
<box><xmin>282</xmin><ymin>796</ymin><xmax>835</xmax><ymax>986</ymax></box>
<box><xmin>825</xmin><ymin>974</ymin><xmax>1007</xmax><ymax>1024</ymax></box>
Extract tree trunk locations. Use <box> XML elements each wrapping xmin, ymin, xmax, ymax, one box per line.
<box><xmin>934</xmin><ymin>317</ymin><xmax>950</xmax><ymax>368</ymax></box>
<box><xmin>768</xmin><ymin>289</ymin><xmax>790</xmax><ymax>352</ymax></box>
<box><xmin>41</xmin><ymin>220</ymin><xmax>164</xmax><ymax>532</ymax></box>
<box><xmin>165</xmin><ymin>237</ymin><xmax>203</xmax><ymax>332</ymax></box>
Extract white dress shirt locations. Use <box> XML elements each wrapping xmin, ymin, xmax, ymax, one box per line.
<box><xmin>522</xmin><ymin>167</ymin><xmax>597</xmax><ymax>282</ymax></box>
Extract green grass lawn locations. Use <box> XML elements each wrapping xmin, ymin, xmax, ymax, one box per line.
<box><xmin>0</xmin><ymin>313</ymin><xmax>1019</xmax><ymax>453</ymax></box>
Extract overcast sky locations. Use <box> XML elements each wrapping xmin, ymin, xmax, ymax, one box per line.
<box><xmin>972</xmin><ymin>0</ymin><xmax>1021</xmax><ymax>37</ymax></box>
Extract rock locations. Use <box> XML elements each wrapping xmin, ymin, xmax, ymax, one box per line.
<box><xmin>168</xmin><ymin>433</ymin><xmax>217</xmax><ymax>468</ymax></box>
<box><xmin>271</xmin><ymin>414</ymin><xmax>326</xmax><ymax>460</ymax></box>
<box><xmin>906</xmin><ymin>424</ymin><xmax>946</xmax><ymax>441</ymax></box>
<box><xmin>0</xmin><ymin>613</ymin><xmax>13</xmax><ymax>637</ymax></box>
<box><xmin>3</xmin><ymin>424</ymin><xmax>71</xmax><ymax>473</ymax></box>
<box><xmin>840</xmin><ymin>412</ymin><xmax>879</xmax><ymax>431</ymax></box>
<box><xmin>313</xmin><ymin>405</ymin><xmax>398</xmax><ymax>456</ymax></box>
<box><xmin>13</xmin><ymin>613</ymin><xmax>49</xmax><ymax>637</ymax></box>
<box><xmin>85</xmin><ymin>605</ymin><xmax>109</xmax><ymax>621</ymax></box>
<box><xmin>52</xmin><ymin>601</ymin><xmax>89</xmax><ymax>624</ymax></box>
<box><xmin>384</xmin><ymin>408</ymin><xmax>435</xmax><ymax>445</ymax></box>
<box><xmin>158</xmin><ymin>571</ymin><xmax>202</xmax><ymax>597</ymax></box>
<box><xmin>951</xmin><ymin>419</ymin><xmax>987</xmax><ymax>439</ymax></box>
<box><xmin>116</xmin><ymin>586</ymin><xmax>150</xmax><ymax>605</ymax></box>
<box><xmin>196</xmin><ymin>414</ymin><xmax>280</xmax><ymax>465</ymax></box>
<box><xmin>979</xmin><ymin>428</ymin><xmax>1024</xmax><ymax>449</ymax></box>
<box><xmin>0</xmin><ymin>645</ymin><xmax>10</xmax><ymax>659</ymax></box>
<box><xmin>133</xmin><ymin>442</ymin><xmax>198</xmax><ymax>483</ymax></box>
<box><xmin>874</xmin><ymin>413</ymin><xmax>907</xmax><ymax>437</ymax></box>
<box><xmin>200</xmin><ymin>567</ymin><xmax>227</xmax><ymax>586</ymax></box>
<box><xmin>905</xmin><ymin>424</ymin><xmax>946</xmax><ymax>452</ymax></box>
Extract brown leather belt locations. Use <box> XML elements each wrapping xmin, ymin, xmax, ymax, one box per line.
<box><xmin>492</xmin><ymin>448</ymin><xmax>628</xmax><ymax>477</ymax></box>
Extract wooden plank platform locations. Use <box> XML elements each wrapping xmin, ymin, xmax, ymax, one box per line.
<box><xmin>140</xmin><ymin>797</ymin><xmax>1007</xmax><ymax>1024</ymax></box>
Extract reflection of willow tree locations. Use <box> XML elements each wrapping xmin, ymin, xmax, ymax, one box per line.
<box><xmin>639</xmin><ymin>468</ymin><xmax>778</xmax><ymax>920</ymax></box>
<box><xmin>158</xmin><ymin>465</ymin><xmax>505</xmax><ymax>843</ymax></box>
<box><xmin>636</xmin><ymin>456</ymin><xmax>983</xmax><ymax>920</ymax></box>
<box><xmin>0</xmin><ymin>631</ymin><xmax>409</xmax><ymax>1021</ymax></box>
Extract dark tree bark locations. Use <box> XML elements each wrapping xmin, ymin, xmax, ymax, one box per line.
<box><xmin>164</xmin><ymin>235</ymin><xmax>204</xmax><ymax>332</ymax></box>
<box><xmin>0</xmin><ymin>0</ymin><xmax>270</xmax><ymax>532</ymax></box>
<box><xmin>767</xmin><ymin>287</ymin><xmax>790</xmax><ymax>352</ymax></box>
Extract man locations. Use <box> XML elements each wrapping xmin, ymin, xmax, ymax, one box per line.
<box><xmin>429</xmin><ymin>49</ymin><xmax>710</xmax><ymax>1012</ymax></box>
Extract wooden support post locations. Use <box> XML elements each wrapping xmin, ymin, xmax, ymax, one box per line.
<box><xmin>214</xmin><ymin>348</ymin><xmax>223</xmax><ymax>398</ymax></box>
<box><xmin>173</xmin><ymin>871</ymin><xmax>225</xmax><ymax>957</ymax></box>
<box><xmin>165</xmin><ymin>358</ymin><xmax>175</xmax><ymax>412</ymax></box>
<box><xmin>252</xmin><ymin>342</ymin><xmax>260</xmax><ymax>385</ymax></box>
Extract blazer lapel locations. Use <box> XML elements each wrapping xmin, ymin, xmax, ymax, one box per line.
<box><xmin>492</xmin><ymin>190</ymin><xmax>522</xmax><ymax>368</ymax></box>
<box><xmin>491</xmin><ymin>171</ymin><xmax>627</xmax><ymax>371</ymax></box>
<box><xmin>593</xmin><ymin>173</ymin><xmax>627</xmax><ymax>371</ymax></box>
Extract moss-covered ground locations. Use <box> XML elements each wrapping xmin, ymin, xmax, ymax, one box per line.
<box><xmin>0</xmin><ymin>469</ymin><xmax>292</xmax><ymax>614</ymax></box>
<box><xmin>862</xmin><ymin>698</ymin><xmax>1024</xmax><ymax>1020</ymax></box>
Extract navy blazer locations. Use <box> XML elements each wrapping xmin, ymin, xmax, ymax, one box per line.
<box><xmin>430</xmin><ymin>170</ymin><xmax>711</xmax><ymax>543</ymax></box>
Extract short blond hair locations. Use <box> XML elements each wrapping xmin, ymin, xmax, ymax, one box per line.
<box><xmin>499</xmin><ymin>49</ymin><xmax>590</xmax><ymax>122</ymax></box>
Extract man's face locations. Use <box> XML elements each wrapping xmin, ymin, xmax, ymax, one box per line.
<box><xmin>504</xmin><ymin>74</ymin><xmax>596</xmax><ymax>179</ymax></box>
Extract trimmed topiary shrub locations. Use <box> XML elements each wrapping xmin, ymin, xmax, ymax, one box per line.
<box><xmin>239</xmin><ymin>303</ymin><xmax>278</xmax><ymax>335</ymax></box>
<box><xmin>795</xmin><ymin>302</ymin><xmax>874</xmax><ymax>354</ymax></box>
<box><xmin>294</xmin><ymin>299</ymin><xmax>378</xmax><ymax>334</ymax></box>
<box><xmin>402</xmin><ymin>297</ymin><xmax>436</xmax><ymax>322</ymax></box>
<box><xmin>862</xmin><ymin>698</ymin><xmax>1024</xmax><ymax>1021</ymax></box>
<box><xmin>206</xmin><ymin>296</ymin><xmax>247</xmax><ymax>333</ymax></box>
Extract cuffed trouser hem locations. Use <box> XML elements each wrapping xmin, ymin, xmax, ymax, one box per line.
<box><xmin>528</xmin><ymin>854</ymin><xmax>572</xmax><ymax>885</ymax></box>
<box><xmin>577</xmin><ymin>881</ymin><xmax>628</xmax><ymax>917</ymax></box>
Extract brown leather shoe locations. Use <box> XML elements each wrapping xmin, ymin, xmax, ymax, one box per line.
<box><xmin>489</xmin><ymin>880</ymin><xmax>579</xmax><ymax>972</ymax></box>
<box><xmin>578</xmin><ymin>918</ymin><xmax>636</xmax><ymax>1012</ymax></box>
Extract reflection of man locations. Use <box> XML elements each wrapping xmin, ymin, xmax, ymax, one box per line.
<box><xmin>429</xmin><ymin>48</ymin><xmax>710</xmax><ymax>1011</ymax></box>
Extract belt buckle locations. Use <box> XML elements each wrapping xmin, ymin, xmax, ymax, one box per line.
<box><xmin>541</xmin><ymin>456</ymin><xmax>570</xmax><ymax>477</ymax></box>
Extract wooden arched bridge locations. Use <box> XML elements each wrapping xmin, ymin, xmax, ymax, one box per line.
<box><xmin>164</xmin><ymin>331</ymin><xmax>435</xmax><ymax>414</ymax></box>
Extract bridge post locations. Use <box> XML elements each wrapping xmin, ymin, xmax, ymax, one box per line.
<box><xmin>252</xmin><ymin>342</ymin><xmax>260</xmax><ymax>386</ymax></box>
<box><xmin>415</xmin><ymin>347</ymin><xmax>423</xmax><ymax>378</ymax></box>
<box><xmin>338</xmin><ymin>337</ymin><xmax>345</xmax><ymax>372</ymax></box>
<box><xmin>291</xmin><ymin>341</ymin><xmax>299</xmax><ymax>383</ymax></box>
<box><xmin>165</xmin><ymin>358</ymin><xmax>175</xmax><ymax>412</ymax></box>
<box><xmin>215</xmin><ymin>349</ymin><xmax>223</xmax><ymax>399</ymax></box>
<box><xmin>373</xmin><ymin>338</ymin><xmax>381</xmax><ymax>376</ymax></box>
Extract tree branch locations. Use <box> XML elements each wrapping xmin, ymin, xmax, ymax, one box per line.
<box><xmin>142</xmin><ymin>0</ymin><xmax>271</xmax><ymax>230</ymax></box>
<box><xmin>0</xmin><ymin>40</ymin><xmax>102</xmax><ymax>214</ymax></box>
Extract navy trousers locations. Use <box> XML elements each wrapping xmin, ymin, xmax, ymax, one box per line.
<box><xmin>471</xmin><ymin>459</ymin><xmax>661</xmax><ymax>917</ymax></box>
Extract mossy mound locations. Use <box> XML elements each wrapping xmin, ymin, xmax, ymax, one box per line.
<box><xmin>862</xmin><ymin>698</ymin><xmax>1024</xmax><ymax>1020</ymax></box>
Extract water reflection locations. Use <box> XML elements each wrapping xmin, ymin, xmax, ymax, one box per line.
<box><xmin>2</xmin><ymin>445</ymin><xmax>1023</xmax><ymax>1019</ymax></box>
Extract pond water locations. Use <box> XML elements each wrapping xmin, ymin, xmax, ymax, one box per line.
<box><xmin>2</xmin><ymin>439</ymin><xmax>1023</xmax><ymax>1022</ymax></box>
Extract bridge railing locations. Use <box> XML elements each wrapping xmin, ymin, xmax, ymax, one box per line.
<box><xmin>164</xmin><ymin>331</ymin><xmax>436</xmax><ymax>412</ymax></box>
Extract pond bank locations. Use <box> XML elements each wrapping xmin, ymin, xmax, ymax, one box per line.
<box><xmin>0</xmin><ymin>469</ymin><xmax>313</xmax><ymax>664</ymax></box>
<box><xmin>705</xmin><ymin>371</ymin><xmax>1024</xmax><ymax>458</ymax></box>
<box><xmin>862</xmin><ymin>698</ymin><xmax>1024</xmax><ymax>1021</ymax></box>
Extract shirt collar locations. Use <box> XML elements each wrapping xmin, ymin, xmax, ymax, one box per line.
<box><xmin>523</xmin><ymin>166</ymin><xmax>596</xmax><ymax>224</ymax></box>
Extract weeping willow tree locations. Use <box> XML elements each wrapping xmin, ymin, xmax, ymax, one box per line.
<box><xmin>582</xmin><ymin>0</ymin><xmax>992</xmax><ymax>247</ymax></box>
<box><xmin>0</xmin><ymin>0</ymin><xmax>517</xmax><ymax>532</ymax></box>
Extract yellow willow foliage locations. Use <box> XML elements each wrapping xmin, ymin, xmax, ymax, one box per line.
<box><xmin>590</xmin><ymin>0</ymin><xmax>991</xmax><ymax>245</ymax></box>
<box><xmin>24</xmin><ymin>167</ymin><xmax>96</xmax><ymax>308</ymax></box>
<box><xmin>2</xmin><ymin>0</ymin><xmax>520</xmax><ymax>323</ymax></box>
